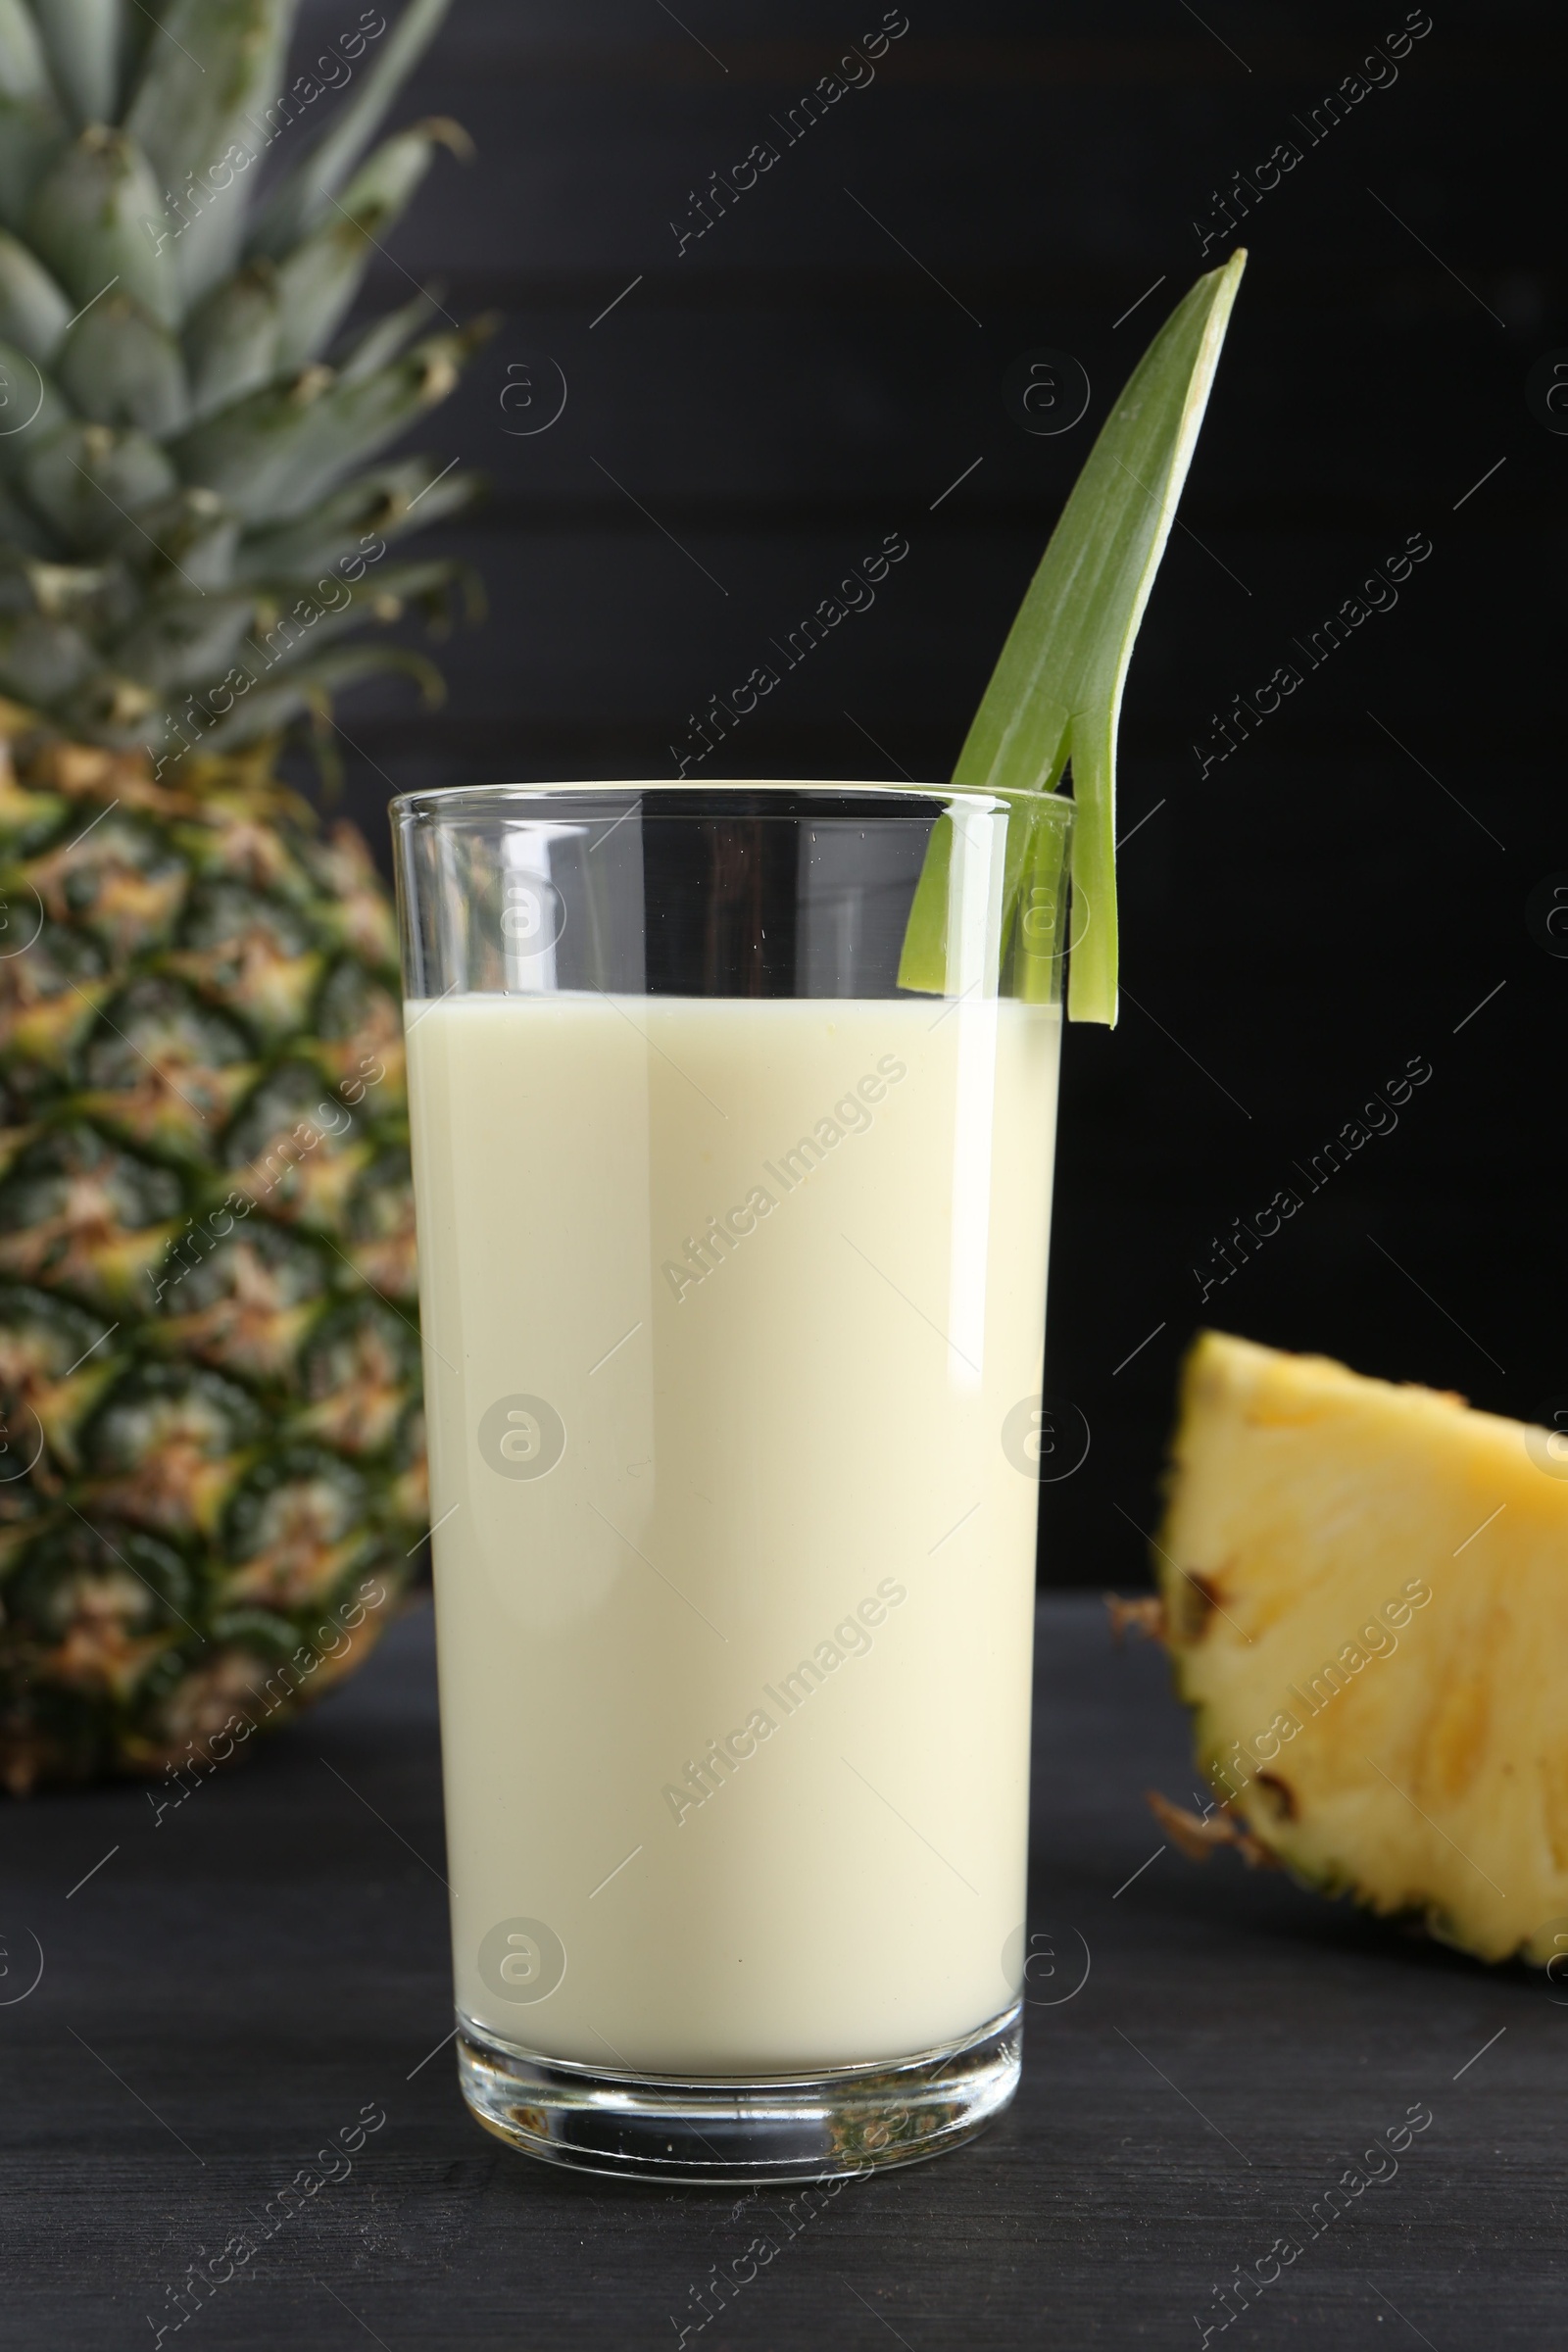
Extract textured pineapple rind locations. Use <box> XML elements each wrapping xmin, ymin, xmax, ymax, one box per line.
<box><xmin>0</xmin><ymin>739</ymin><xmax>427</xmax><ymax>1789</ymax></box>
<box><xmin>1156</xmin><ymin>1330</ymin><xmax>1568</xmax><ymax>1970</ymax></box>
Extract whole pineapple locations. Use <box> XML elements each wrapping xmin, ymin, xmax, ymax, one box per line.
<box><xmin>0</xmin><ymin>0</ymin><xmax>487</xmax><ymax>1789</ymax></box>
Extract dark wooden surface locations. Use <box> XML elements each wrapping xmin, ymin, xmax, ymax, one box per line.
<box><xmin>4</xmin><ymin>1596</ymin><xmax>1555</xmax><ymax>2347</ymax></box>
<box><xmin>281</xmin><ymin>0</ymin><xmax>1564</xmax><ymax>1588</ymax></box>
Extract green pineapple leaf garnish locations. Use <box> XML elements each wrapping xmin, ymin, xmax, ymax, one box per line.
<box><xmin>899</xmin><ymin>249</ymin><xmax>1247</xmax><ymax>1022</ymax></box>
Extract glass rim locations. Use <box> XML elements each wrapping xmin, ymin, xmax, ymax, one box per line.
<box><xmin>390</xmin><ymin>778</ymin><xmax>1074</xmax><ymax>825</ymax></box>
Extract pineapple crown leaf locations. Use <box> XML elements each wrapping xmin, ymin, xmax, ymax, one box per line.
<box><xmin>38</xmin><ymin>0</ymin><xmax>121</xmax><ymax>128</ymax></box>
<box><xmin>123</xmin><ymin>3</ymin><xmax>295</xmax><ymax>269</ymax></box>
<box><xmin>0</xmin><ymin>0</ymin><xmax>484</xmax><ymax>764</ymax></box>
<box><xmin>0</xmin><ymin>220</ymin><xmax>72</xmax><ymax>360</ymax></box>
<box><xmin>248</xmin><ymin>0</ymin><xmax>456</xmax><ymax>260</ymax></box>
<box><xmin>197</xmin><ymin>637</ymin><xmax>443</xmax><ymax>752</ymax></box>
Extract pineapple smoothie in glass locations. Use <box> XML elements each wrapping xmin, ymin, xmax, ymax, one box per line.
<box><xmin>394</xmin><ymin>782</ymin><xmax>1071</xmax><ymax>2180</ymax></box>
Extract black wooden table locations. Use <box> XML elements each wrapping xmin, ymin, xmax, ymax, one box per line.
<box><xmin>4</xmin><ymin>1597</ymin><xmax>1553</xmax><ymax>2348</ymax></box>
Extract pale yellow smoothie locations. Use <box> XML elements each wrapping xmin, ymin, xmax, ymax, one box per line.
<box><xmin>407</xmin><ymin>990</ymin><xmax>1059</xmax><ymax>2074</ymax></box>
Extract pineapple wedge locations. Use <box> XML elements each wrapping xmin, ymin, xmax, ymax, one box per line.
<box><xmin>1156</xmin><ymin>1330</ymin><xmax>1568</xmax><ymax>1965</ymax></box>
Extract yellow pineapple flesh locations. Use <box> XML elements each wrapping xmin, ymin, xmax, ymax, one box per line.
<box><xmin>1157</xmin><ymin>1330</ymin><xmax>1568</xmax><ymax>1965</ymax></box>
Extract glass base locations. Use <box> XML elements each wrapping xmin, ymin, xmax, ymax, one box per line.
<box><xmin>455</xmin><ymin>2001</ymin><xmax>1022</xmax><ymax>2184</ymax></box>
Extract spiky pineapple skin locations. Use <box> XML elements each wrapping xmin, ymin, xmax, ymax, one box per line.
<box><xmin>0</xmin><ymin>712</ymin><xmax>425</xmax><ymax>1788</ymax></box>
<box><xmin>1157</xmin><ymin>1330</ymin><xmax>1568</xmax><ymax>1968</ymax></box>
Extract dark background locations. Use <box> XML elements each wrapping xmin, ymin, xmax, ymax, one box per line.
<box><xmin>312</xmin><ymin>0</ymin><xmax>1563</xmax><ymax>1585</ymax></box>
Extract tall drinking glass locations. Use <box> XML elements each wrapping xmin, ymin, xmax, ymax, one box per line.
<box><xmin>392</xmin><ymin>782</ymin><xmax>1072</xmax><ymax>2181</ymax></box>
